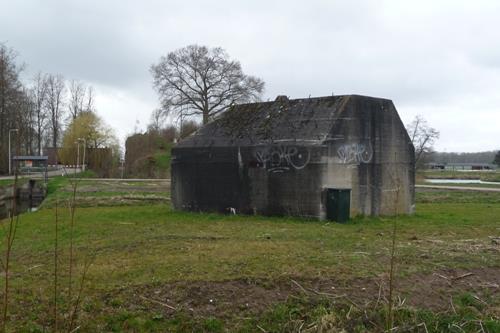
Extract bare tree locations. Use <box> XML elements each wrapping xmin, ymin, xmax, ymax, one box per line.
<box><xmin>162</xmin><ymin>125</ymin><xmax>178</xmax><ymax>142</ymax></box>
<box><xmin>0</xmin><ymin>44</ymin><xmax>26</xmax><ymax>172</ymax></box>
<box><xmin>15</xmin><ymin>87</ymin><xmax>35</xmax><ymax>155</ymax></box>
<box><xmin>85</xmin><ymin>86</ymin><xmax>94</xmax><ymax>113</ymax></box>
<box><xmin>406</xmin><ymin>115</ymin><xmax>440</xmax><ymax>168</ymax></box>
<box><xmin>68</xmin><ymin>80</ymin><xmax>85</xmax><ymax>120</ymax></box>
<box><xmin>148</xmin><ymin>108</ymin><xmax>168</xmax><ymax>132</ymax></box>
<box><xmin>68</xmin><ymin>80</ymin><xmax>95</xmax><ymax>120</ymax></box>
<box><xmin>45</xmin><ymin>74</ymin><xmax>66</xmax><ymax>149</ymax></box>
<box><xmin>151</xmin><ymin>45</ymin><xmax>265</xmax><ymax>125</ymax></box>
<box><xmin>30</xmin><ymin>72</ymin><xmax>49</xmax><ymax>155</ymax></box>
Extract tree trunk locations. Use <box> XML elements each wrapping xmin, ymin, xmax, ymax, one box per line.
<box><xmin>202</xmin><ymin>102</ymin><xmax>209</xmax><ymax>125</ymax></box>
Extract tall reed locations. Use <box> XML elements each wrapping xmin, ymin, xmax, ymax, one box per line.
<box><xmin>1</xmin><ymin>171</ymin><xmax>20</xmax><ymax>332</ymax></box>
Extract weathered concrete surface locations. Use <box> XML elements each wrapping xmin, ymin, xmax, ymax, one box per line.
<box><xmin>172</xmin><ymin>95</ymin><xmax>415</xmax><ymax>219</ymax></box>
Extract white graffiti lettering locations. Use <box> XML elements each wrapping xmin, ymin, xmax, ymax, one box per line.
<box><xmin>337</xmin><ymin>143</ymin><xmax>373</xmax><ymax>164</ymax></box>
<box><xmin>255</xmin><ymin>146</ymin><xmax>310</xmax><ymax>173</ymax></box>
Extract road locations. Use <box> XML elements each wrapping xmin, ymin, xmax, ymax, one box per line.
<box><xmin>0</xmin><ymin>167</ymin><xmax>81</xmax><ymax>181</ymax></box>
<box><xmin>416</xmin><ymin>184</ymin><xmax>500</xmax><ymax>192</ymax></box>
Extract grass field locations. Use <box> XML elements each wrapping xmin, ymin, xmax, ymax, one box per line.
<box><xmin>0</xmin><ymin>179</ymin><xmax>499</xmax><ymax>332</ymax></box>
<box><xmin>421</xmin><ymin>170</ymin><xmax>500</xmax><ymax>183</ymax></box>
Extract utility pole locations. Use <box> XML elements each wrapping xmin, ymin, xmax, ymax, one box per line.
<box><xmin>120</xmin><ymin>158</ymin><xmax>124</xmax><ymax>179</ymax></box>
<box><xmin>8</xmin><ymin>129</ymin><xmax>19</xmax><ymax>175</ymax></box>
<box><xmin>75</xmin><ymin>140</ymin><xmax>80</xmax><ymax>171</ymax></box>
<box><xmin>79</xmin><ymin>138</ymin><xmax>86</xmax><ymax>172</ymax></box>
<box><xmin>77</xmin><ymin>138</ymin><xmax>87</xmax><ymax>171</ymax></box>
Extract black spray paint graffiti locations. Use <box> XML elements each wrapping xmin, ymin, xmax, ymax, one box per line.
<box><xmin>255</xmin><ymin>146</ymin><xmax>310</xmax><ymax>173</ymax></box>
<box><xmin>337</xmin><ymin>143</ymin><xmax>373</xmax><ymax>164</ymax></box>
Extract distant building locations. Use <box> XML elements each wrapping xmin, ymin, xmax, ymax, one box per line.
<box><xmin>427</xmin><ymin>162</ymin><xmax>496</xmax><ymax>171</ymax></box>
<box><xmin>13</xmin><ymin>155</ymin><xmax>48</xmax><ymax>170</ymax></box>
<box><xmin>171</xmin><ymin>95</ymin><xmax>415</xmax><ymax>220</ymax></box>
<box><xmin>12</xmin><ymin>155</ymin><xmax>48</xmax><ymax>180</ymax></box>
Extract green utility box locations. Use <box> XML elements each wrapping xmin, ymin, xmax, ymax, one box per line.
<box><xmin>326</xmin><ymin>188</ymin><xmax>351</xmax><ymax>223</ymax></box>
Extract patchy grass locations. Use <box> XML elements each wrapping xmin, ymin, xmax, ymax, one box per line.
<box><xmin>416</xmin><ymin>189</ymin><xmax>500</xmax><ymax>204</ymax></box>
<box><xmin>45</xmin><ymin>170</ymin><xmax>97</xmax><ymax>193</ymax></box>
<box><xmin>41</xmin><ymin>177</ymin><xmax>170</xmax><ymax>208</ymax></box>
<box><xmin>8</xmin><ymin>203</ymin><xmax>497</xmax><ymax>284</ymax></box>
<box><xmin>0</xmin><ymin>177</ymin><xmax>28</xmax><ymax>187</ymax></box>
<box><xmin>65</xmin><ymin>169</ymin><xmax>98</xmax><ymax>179</ymax></box>
<box><xmin>236</xmin><ymin>293</ymin><xmax>500</xmax><ymax>333</ymax></box>
<box><xmin>0</xmin><ymin>179</ymin><xmax>13</xmax><ymax>187</ymax></box>
<box><xmin>0</xmin><ymin>183</ymin><xmax>498</xmax><ymax>331</ymax></box>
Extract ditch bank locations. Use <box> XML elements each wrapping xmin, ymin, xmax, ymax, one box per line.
<box><xmin>0</xmin><ymin>179</ymin><xmax>46</xmax><ymax>219</ymax></box>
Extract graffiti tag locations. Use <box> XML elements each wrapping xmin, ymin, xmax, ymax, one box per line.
<box><xmin>255</xmin><ymin>146</ymin><xmax>310</xmax><ymax>173</ymax></box>
<box><xmin>337</xmin><ymin>143</ymin><xmax>373</xmax><ymax>164</ymax></box>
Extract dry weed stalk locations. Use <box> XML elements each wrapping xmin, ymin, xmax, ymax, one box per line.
<box><xmin>386</xmin><ymin>162</ymin><xmax>402</xmax><ymax>332</ymax></box>
<box><xmin>52</xmin><ymin>151</ymin><xmax>92</xmax><ymax>332</ymax></box>
<box><xmin>54</xmin><ymin>198</ymin><xmax>59</xmax><ymax>333</ymax></box>
<box><xmin>68</xmin><ymin>255</ymin><xmax>92</xmax><ymax>332</ymax></box>
<box><xmin>68</xmin><ymin>166</ymin><xmax>81</xmax><ymax>306</ymax></box>
<box><xmin>387</xmin><ymin>216</ymin><xmax>397</xmax><ymax>331</ymax></box>
<box><xmin>0</xmin><ymin>150</ymin><xmax>90</xmax><ymax>332</ymax></box>
<box><xmin>1</xmin><ymin>171</ymin><xmax>20</xmax><ymax>332</ymax></box>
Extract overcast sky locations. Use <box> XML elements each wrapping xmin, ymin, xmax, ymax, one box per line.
<box><xmin>1</xmin><ymin>0</ymin><xmax>499</xmax><ymax>152</ymax></box>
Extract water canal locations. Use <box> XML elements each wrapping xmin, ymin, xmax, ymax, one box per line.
<box><xmin>0</xmin><ymin>180</ymin><xmax>46</xmax><ymax>219</ymax></box>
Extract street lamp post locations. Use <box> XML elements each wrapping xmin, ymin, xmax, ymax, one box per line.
<box><xmin>8</xmin><ymin>129</ymin><xmax>19</xmax><ymax>175</ymax></box>
<box><xmin>120</xmin><ymin>158</ymin><xmax>124</xmax><ymax>179</ymax></box>
<box><xmin>75</xmin><ymin>140</ymin><xmax>81</xmax><ymax>171</ymax></box>
<box><xmin>78</xmin><ymin>138</ymin><xmax>86</xmax><ymax>172</ymax></box>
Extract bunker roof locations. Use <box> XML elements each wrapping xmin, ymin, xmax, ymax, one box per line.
<box><xmin>177</xmin><ymin>94</ymin><xmax>393</xmax><ymax>148</ymax></box>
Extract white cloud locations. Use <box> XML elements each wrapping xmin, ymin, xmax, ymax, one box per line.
<box><xmin>93</xmin><ymin>83</ymin><xmax>157</xmax><ymax>146</ymax></box>
<box><xmin>2</xmin><ymin>0</ymin><xmax>499</xmax><ymax>152</ymax></box>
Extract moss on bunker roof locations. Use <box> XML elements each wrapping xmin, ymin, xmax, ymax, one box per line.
<box><xmin>176</xmin><ymin>94</ymin><xmax>392</xmax><ymax>148</ymax></box>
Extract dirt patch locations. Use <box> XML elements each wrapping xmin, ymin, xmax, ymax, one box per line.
<box><xmin>111</xmin><ymin>278</ymin><xmax>291</xmax><ymax>319</ymax></box>
<box><xmin>397</xmin><ymin>267</ymin><xmax>500</xmax><ymax>310</ymax></box>
<box><xmin>111</xmin><ymin>267</ymin><xmax>500</xmax><ymax>320</ymax></box>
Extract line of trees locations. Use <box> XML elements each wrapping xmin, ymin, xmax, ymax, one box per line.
<box><xmin>432</xmin><ymin>151</ymin><xmax>498</xmax><ymax>164</ymax></box>
<box><xmin>0</xmin><ymin>43</ymin><xmax>111</xmax><ymax>174</ymax></box>
<box><xmin>406</xmin><ymin>115</ymin><xmax>499</xmax><ymax>168</ymax></box>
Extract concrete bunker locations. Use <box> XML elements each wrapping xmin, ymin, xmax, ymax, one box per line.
<box><xmin>171</xmin><ymin>95</ymin><xmax>415</xmax><ymax>220</ymax></box>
